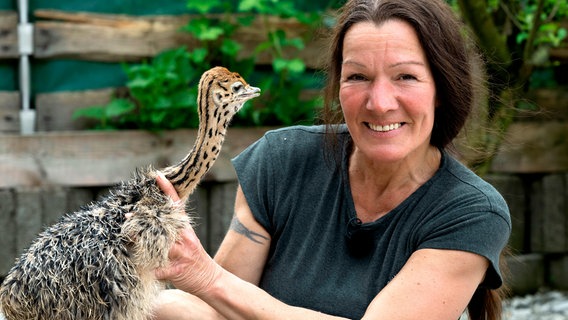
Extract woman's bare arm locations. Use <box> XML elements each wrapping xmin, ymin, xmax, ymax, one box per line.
<box><xmin>214</xmin><ymin>185</ymin><xmax>271</xmax><ymax>285</ymax></box>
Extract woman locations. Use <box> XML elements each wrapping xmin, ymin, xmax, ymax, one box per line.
<box><xmin>153</xmin><ymin>0</ymin><xmax>511</xmax><ymax>319</ymax></box>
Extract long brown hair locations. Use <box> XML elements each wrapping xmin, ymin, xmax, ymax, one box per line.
<box><xmin>321</xmin><ymin>0</ymin><xmax>507</xmax><ymax>319</ymax></box>
<box><xmin>322</xmin><ymin>0</ymin><xmax>483</xmax><ymax>149</ymax></box>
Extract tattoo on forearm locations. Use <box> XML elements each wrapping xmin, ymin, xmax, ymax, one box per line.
<box><xmin>230</xmin><ymin>216</ymin><xmax>269</xmax><ymax>244</ymax></box>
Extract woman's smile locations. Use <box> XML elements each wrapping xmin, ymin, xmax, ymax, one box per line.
<box><xmin>365</xmin><ymin>122</ymin><xmax>404</xmax><ymax>133</ymax></box>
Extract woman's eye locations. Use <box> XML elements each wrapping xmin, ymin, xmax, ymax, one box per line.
<box><xmin>399</xmin><ymin>74</ymin><xmax>417</xmax><ymax>81</ymax></box>
<box><xmin>347</xmin><ymin>74</ymin><xmax>367</xmax><ymax>81</ymax></box>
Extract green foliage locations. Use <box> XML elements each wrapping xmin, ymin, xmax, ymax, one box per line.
<box><xmin>234</xmin><ymin>0</ymin><xmax>324</xmax><ymax>126</ymax></box>
<box><xmin>74</xmin><ymin>48</ymin><xmax>200</xmax><ymax>130</ymax></box>
<box><xmin>454</xmin><ymin>0</ymin><xmax>567</xmax><ymax>94</ymax></box>
<box><xmin>452</xmin><ymin>0</ymin><xmax>567</xmax><ymax>173</ymax></box>
<box><xmin>75</xmin><ymin>0</ymin><xmax>332</xmax><ymax>130</ymax></box>
<box><xmin>452</xmin><ymin>0</ymin><xmax>566</xmax><ymax>67</ymax></box>
<box><xmin>513</xmin><ymin>0</ymin><xmax>567</xmax><ymax>56</ymax></box>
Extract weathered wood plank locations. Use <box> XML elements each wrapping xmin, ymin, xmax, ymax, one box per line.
<box><xmin>551</xmin><ymin>47</ymin><xmax>568</xmax><ymax>61</ymax></box>
<box><xmin>34</xmin><ymin>10</ymin><xmax>170</xmax><ymax>27</ymax></box>
<box><xmin>192</xmin><ymin>187</ymin><xmax>210</xmax><ymax>251</ymax></box>
<box><xmin>207</xmin><ymin>181</ymin><xmax>238</xmax><ymax>252</ymax></box>
<box><xmin>0</xmin><ymin>189</ymin><xmax>16</xmax><ymax>275</ymax></box>
<box><xmin>15</xmin><ymin>187</ymin><xmax>43</xmax><ymax>255</ymax></box>
<box><xmin>67</xmin><ymin>187</ymin><xmax>97</xmax><ymax>213</ymax></box>
<box><xmin>491</xmin><ymin>121</ymin><xmax>568</xmax><ymax>173</ymax></box>
<box><xmin>0</xmin><ymin>127</ymin><xmax>268</xmax><ymax>188</ymax></box>
<box><xmin>34</xmin><ymin>19</ymin><xmax>194</xmax><ymax>62</ymax></box>
<box><xmin>41</xmin><ymin>186</ymin><xmax>68</xmax><ymax>227</ymax></box>
<box><xmin>506</xmin><ymin>254</ymin><xmax>545</xmax><ymax>295</ymax></box>
<box><xmin>0</xmin><ymin>91</ymin><xmax>20</xmax><ymax>133</ymax></box>
<box><xmin>530</xmin><ymin>174</ymin><xmax>567</xmax><ymax>253</ymax></box>
<box><xmin>32</xmin><ymin>10</ymin><xmax>327</xmax><ymax>68</ymax></box>
<box><xmin>549</xmin><ymin>254</ymin><xmax>568</xmax><ymax>290</ymax></box>
<box><xmin>35</xmin><ymin>88</ymin><xmax>115</xmax><ymax>131</ymax></box>
<box><xmin>540</xmin><ymin>174</ymin><xmax>566</xmax><ymax>253</ymax></box>
<box><xmin>523</xmin><ymin>88</ymin><xmax>568</xmax><ymax>121</ymax></box>
<box><xmin>0</xmin><ymin>11</ymin><xmax>18</xmax><ymax>59</ymax></box>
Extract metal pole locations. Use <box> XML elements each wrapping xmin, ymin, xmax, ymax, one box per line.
<box><xmin>18</xmin><ymin>0</ymin><xmax>35</xmax><ymax>134</ymax></box>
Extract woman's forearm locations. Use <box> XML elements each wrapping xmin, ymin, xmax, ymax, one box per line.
<box><xmin>196</xmin><ymin>269</ymin><xmax>349</xmax><ymax>320</ymax></box>
<box><xmin>152</xmin><ymin>289</ymin><xmax>226</xmax><ymax>320</ymax></box>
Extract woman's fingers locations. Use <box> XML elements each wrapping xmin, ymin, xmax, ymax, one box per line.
<box><xmin>157</xmin><ymin>171</ymin><xmax>181</xmax><ymax>202</ymax></box>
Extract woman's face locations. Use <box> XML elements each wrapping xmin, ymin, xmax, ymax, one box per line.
<box><xmin>339</xmin><ymin>19</ymin><xmax>437</xmax><ymax>164</ymax></box>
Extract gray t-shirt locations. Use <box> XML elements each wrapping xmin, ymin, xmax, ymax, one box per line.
<box><xmin>232</xmin><ymin>125</ymin><xmax>511</xmax><ymax>319</ymax></box>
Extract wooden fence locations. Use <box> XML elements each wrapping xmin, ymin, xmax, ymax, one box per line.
<box><xmin>0</xmin><ymin>9</ymin><xmax>567</xmax><ymax>295</ymax></box>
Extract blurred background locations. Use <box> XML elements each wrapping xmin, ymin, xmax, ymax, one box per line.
<box><xmin>0</xmin><ymin>0</ymin><xmax>566</xmax><ymax>315</ymax></box>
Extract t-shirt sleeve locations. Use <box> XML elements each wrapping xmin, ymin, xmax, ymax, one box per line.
<box><xmin>416</xmin><ymin>205</ymin><xmax>511</xmax><ymax>289</ymax></box>
<box><xmin>231</xmin><ymin>126</ymin><xmax>330</xmax><ymax>235</ymax></box>
<box><xmin>231</xmin><ymin>133</ymin><xmax>276</xmax><ymax>233</ymax></box>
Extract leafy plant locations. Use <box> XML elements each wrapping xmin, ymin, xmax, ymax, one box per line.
<box><xmin>514</xmin><ymin>0</ymin><xmax>567</xmax><ymax>49</ymax></box>
<box><xmin>453</xmin><ymin>0</ymin><xmax>567</xmax><ymax>173</ymax></box>
<box><xmin>73</xmin><ymin>48</ymin><xmax>201</xmax><ymax>131</ymax></box>
<box><xmin>234</xmin><ymin>0</ymin><xmax>324</xmax><ymax>126</ymax></box>
<box><xmin>75</xmin><ymin>0</ymin><xmax>331</xmax><ymax>130</ymax></box>
<box><xmin>184</xmin><ymin>0</ymin><xmax>326</xmax><ymax>126</ymax></box>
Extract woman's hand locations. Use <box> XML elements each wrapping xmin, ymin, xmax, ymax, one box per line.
<box><xmin>155</xmin><ymin>172</ymin><xmax>223</xmax><ymax>296</ymax></box>
<box><xmin>154</xmin><ymin>224</ymin><xmax>222</xmax><ymax>295</ymax></box>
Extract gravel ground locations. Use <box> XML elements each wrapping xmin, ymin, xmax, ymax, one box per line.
<box><xmin>502</xmin><ymin>290</ymin><xmax>568</xmax><ymax>320</ymax></box>
<box><xmin>458</xmin><ymin>290</ymin><xmax>568</xmax><ymax>320</ymax></box>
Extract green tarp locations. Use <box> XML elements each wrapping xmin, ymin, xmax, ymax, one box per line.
<box><xmin>0</xmin><ymin>0</ymin><xmax>15</xmax><ymax>90</ymax></box>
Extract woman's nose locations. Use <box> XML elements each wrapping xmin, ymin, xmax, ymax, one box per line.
<box><xmin>366</xmin><ymin>79</ymin><xmax>397</xmax><ymax>113</ymax></box>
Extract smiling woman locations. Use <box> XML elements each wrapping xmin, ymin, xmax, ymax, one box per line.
<box><xmin>323</xmin><ymin>1</ymin><xmax>481</xmax><ymax>151</ymax></box>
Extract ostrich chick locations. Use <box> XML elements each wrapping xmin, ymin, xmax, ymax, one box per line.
<box><xmin>0</xmin><ymin>67</ymin><xmax>260</xmax><ymax>320</ymax></box>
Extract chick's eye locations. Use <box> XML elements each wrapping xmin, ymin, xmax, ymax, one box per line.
<box><xmin>232</xmin><ymin>83</ymin><xmax>244</xmax><ymax>93</ymax></box>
